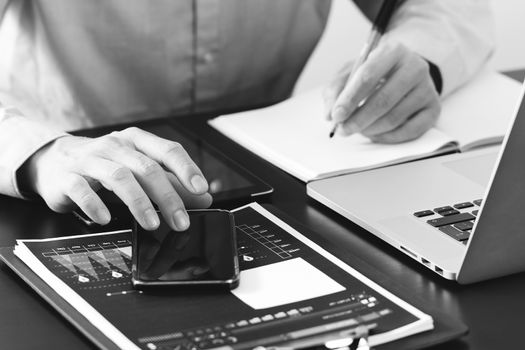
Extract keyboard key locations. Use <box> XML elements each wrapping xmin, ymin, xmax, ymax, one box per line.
<box><xmin>414</xmin><ymin>210</ymin><xmax>434</xmax><ymax>218</ymax></box>
<box><xmin>427</xmin><ymin>213</ymin><xmax>475</xmax><ymax>227</ymax></box>
<box><xmin>198</xmin><ymin>341</ymin><xmax>211</xmax><ymax>349</ymax></box>
<box><xmin>434</xmin><ymin>206</ymin><xmax>454</xmax><ymax>213</ymax></box>
<box><xmin>439</xmin><ymin>225</ymin><xmax>471</xmax><ymax>241</ymax></box>
<box><xmin>226</xmin><ymin>336</ymin><xmax>238</xmax><ymax>344</ymax></box>
<box><xmin>454</xmin><ymin>221</ymin><xmax>474</xmax><ymax>231</ymax></box>
<box><xmin>472</xmin><ymin>210</ymin><xmax>479</xmax><ymax>216</ymax></box>
<box><xmin>473</xmin><ymin>199</ymin><xmax>482</xmax><ymax>206</ymax></box>
<box><xmin>454</xmin><ymin>202</ymin><xmax>474</xmax><ymax>209</ymax></box>
<box><xmin>440</xmin><ymin>209</ymin><xmax>460</xmax><ymax>216</ymax></box>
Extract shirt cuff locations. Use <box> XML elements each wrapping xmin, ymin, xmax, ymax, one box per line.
<box><xmin>385</xmin><ymin>29</ymin><xmax>463</xmax><ymax>97</ymax></box>
<box><xmin>0</xmin><ymin>107</ymin><xmax>68</xmax><ymax>198</ymax></box>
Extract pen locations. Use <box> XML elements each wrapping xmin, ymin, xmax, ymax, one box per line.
<box><xmin>329</xmin><ymin>0</ymin><xmax>400</xmax><ymax>138</ymax></box>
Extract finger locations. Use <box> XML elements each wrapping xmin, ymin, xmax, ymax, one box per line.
<box><xmin>64</xmin><ymin>174</ymin><xmax>111</xmax><ymax>225</ymax></box>
<box><xmin>331</xmin><ymin>42</ymin><xmax>405</xmax><ymax>124</ymax></box>
<box><xmin>165</xmin><ymin>172</ymin><xmax>213</xmax><ymax>209</ymax></box>
<box><xmin>323</xmin><ymin>73</ymin><xmax>348</xmax><ymax>121</ymax></box>
<box><xmin>104</xmin><ymin>148</ymin><xmax>190</xmax><ymax>231</ymax></box>
<box><xmin>369</xmin><ymin>106</ymin><xmax>440</xmax><ymax>144</ymax></box>
<box><xmin>85</xmin><ymin>177</ymin><xmax>102</xmax><ymax>192</ymax></box>
<box><xmin>117</xmin><ymin>128</ymin><xmax>209</xmax><ymax>195</ymax></box>
<box><xmin>339</xmin><ymin>57</ymin><xmax>426</xmax><ymax>135</ymax></box>
<box><xmin>75</xmin><ymin>157</ymin><xmax>160</xmax><ymax>231</ymax></box>
<box><xmin>360</xmin><ymin>79</ymin><xmax>437</xmax><ymax>137</ymax></box>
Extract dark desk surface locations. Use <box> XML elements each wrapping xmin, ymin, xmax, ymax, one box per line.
<box><xmin>1</xmin><ymin>70</ymin><xmax>524</xmax><ymax>350</ymax></box>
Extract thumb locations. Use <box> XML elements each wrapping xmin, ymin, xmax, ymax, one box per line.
<box><xmin>323</xmin><ymin>61</ymin><xmax>354</xmax><ymax>120</ymax></box>
<box><xmin>323</xmin><ymin>75</ymin><xmax>347</xmax><ymax>121</ymax></box>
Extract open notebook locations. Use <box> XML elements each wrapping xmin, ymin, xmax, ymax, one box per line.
<box><xmin>209</xmin><ymin>70</ymin><xmax>522</xmax><ymax>182</ymax></box>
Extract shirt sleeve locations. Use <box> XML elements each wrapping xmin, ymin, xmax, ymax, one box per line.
<box><xmin>0</xmin><ymin>1</ymin><xmax>7</xmax><ymax>16</ymax></box>
<box><xmin>0</xmin><ymin>106</ymin><xmax>68</xmax><ymax>198</ymax></box>
<box><xmin>385</xmin><ymin>0</ymin><xmax>495</xmax><ymax>97</ymax></box>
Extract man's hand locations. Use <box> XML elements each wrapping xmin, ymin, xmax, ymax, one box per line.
<box><xmin>22</xmin><ymin>127</ymin><xmax>212</xmax><ymax>231</ymax></box>
<box><xmin>324</xmin><ymin>41</ymin><xmax>441</xmax><ymax>143</ymax></box>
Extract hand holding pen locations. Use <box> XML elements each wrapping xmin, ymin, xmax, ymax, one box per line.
<box><xmin>326</xmin><ymin>0</ymin><xmax>441</xmax><ymax>143</ymax></box>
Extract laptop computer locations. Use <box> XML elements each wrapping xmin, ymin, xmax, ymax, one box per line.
<box><xmin>307</xmin><ymin>83</ymin><xmax>525</xmax><ymax>284</ymax></box>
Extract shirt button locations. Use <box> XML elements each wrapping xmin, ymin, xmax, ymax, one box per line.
<box><xmin>202</xmin><ymin>52</ymin><xmax>214</xmax><ymax>64</ymax></box>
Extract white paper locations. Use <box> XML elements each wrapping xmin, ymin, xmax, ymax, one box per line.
<box><xmin>232</xmin><ymin>203</ymin><xmax>434</xmax><ymax>346</ymax></box>
<box><xmin>231</xmin><ymin>258</ymin><xmax>345</xmax><ymax>310</ymax></box>
<box><xmin>210</xmin><ymin>90</ymin><xmax>452</xmax><ymax>182</ymax></box>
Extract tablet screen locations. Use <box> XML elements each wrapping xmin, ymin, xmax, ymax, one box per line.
<box><xmin>143</xmin><ymin>123</ymin><xmax>272</xmax><ymax>204</ymax></box>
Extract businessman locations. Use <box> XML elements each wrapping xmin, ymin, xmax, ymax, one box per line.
<box><xmin>0</xmin><ymin>1</ymin><xmax>494</xmax><ymax>231</ymax></box>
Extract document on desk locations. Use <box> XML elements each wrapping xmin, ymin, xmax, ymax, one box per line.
<box><xmin>209</xmin><ymin>70</ymin><xmax>522</xmax><ymax>182</ymax></box>
<box><xmin>10</xmin><ymin>203</ymin><xmax>433</xmax><ymax>350</ymax></box>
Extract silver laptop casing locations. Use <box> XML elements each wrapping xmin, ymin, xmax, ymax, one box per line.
<box><xmin>458</xmin><ymin>85</ymin><xmax>525</xmax><ymax>283</ymax></box>
<box><xmin>307</xmin><ymin>84</ymin><xmax>525</xmax><ymax>283</ymax></box>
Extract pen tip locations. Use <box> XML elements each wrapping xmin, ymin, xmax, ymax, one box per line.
<box><xmin>329</xmin><ymin>131</ymin><xmax>335</xmax><ymax>138</ymax></box>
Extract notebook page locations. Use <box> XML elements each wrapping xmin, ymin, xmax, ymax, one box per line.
<box><xmin>210</xmin><ymin>89</ymin><xmax>455</xmax><ymax>182</ymax></box>
<box><xmin>436</xmin><ymin>70</ymin><xmax>522</xmax><ymax>151</ymax></box>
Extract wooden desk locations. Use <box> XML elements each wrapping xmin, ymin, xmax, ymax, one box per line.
<box><xmin>1</xmin><ymin>71</ymin><xmax>523</xmax><ymax>349</ymax></box>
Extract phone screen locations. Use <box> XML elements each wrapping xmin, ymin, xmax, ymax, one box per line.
<box><xmin>132</xmin><ymin>210</ymin><xmax>239</xmax><ymax>288</ymax></box>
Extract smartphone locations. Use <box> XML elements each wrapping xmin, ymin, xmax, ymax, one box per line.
<box><xmin>131</xmin><ymin>209</ymin><xmax>240</xmax><ymax>289</ymax></box>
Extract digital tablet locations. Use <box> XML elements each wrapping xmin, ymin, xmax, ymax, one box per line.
<box><xmin>143</xmin><ymin>123</ymin><xmax>273</xmax><ymax>205</ymax></box>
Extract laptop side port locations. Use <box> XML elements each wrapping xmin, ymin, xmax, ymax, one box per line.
<box><xmin>421</xmin><ymin>257</ymin><xmax>431</xmax><ymax>267</ymax></box>
<box><xmin>399</xmin><ymin>247</ymin><xmax>452</xmax><ymax>278</ymax></box>
<box><xmin>400</xmin><ymin>246</ymin><xmax>417</xmax><ymax>259</ymax></box>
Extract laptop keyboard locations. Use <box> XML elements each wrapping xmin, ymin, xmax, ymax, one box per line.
<box><xmin>413</xmin><ymin>200</ymin><xmax>482</xmax><ymax>245</ymax></box>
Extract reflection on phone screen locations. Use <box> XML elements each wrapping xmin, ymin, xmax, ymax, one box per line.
<box><xmin>134</xmin><ymin>210</ymin><xmax>238</xmax><ymax>284</ymax></box>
